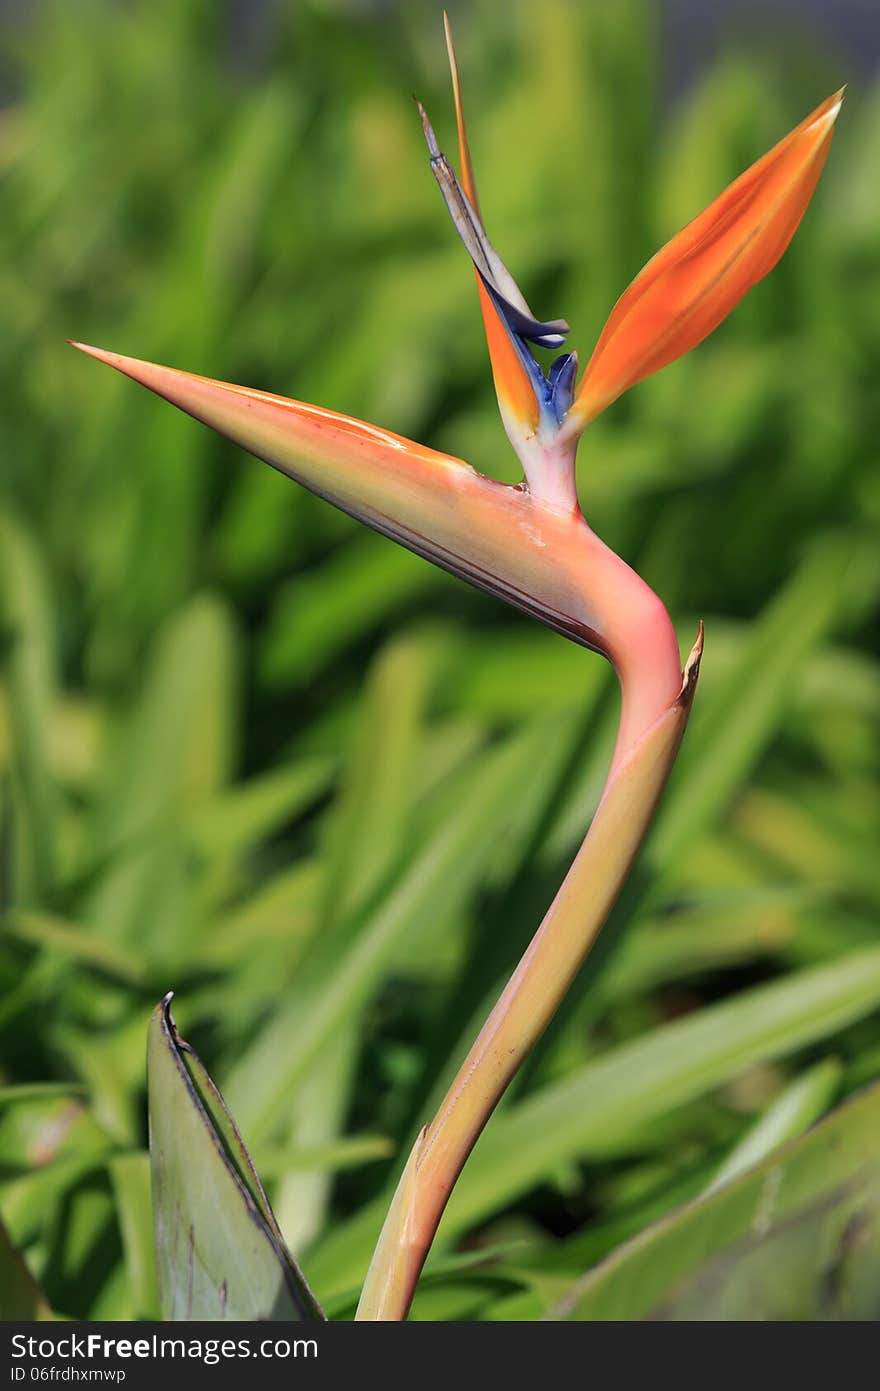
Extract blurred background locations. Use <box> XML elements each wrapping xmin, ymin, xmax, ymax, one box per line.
<box><xmin>1</xmin><ymin>0</ymin><xmax>879</xmax><ymax>1320</ymax></box>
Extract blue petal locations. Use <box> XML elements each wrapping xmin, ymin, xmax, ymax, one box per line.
<box><xmin>548</xmin><ymin>352</ymin><xmax>578</xmax><ymax>422</ymax></box>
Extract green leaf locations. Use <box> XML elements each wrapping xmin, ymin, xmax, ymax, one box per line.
<box><xmin>257</xmin><ymin>1133</ymin><xmax>394</xmax><ymax>1178</ymax></box>
<box><xmin>705</xmin><ymin>1057</ymin><xmax>842</xmax><ymax>1194</ymax></box>
<box><xmin>147</xmin><ymin>995</ymin><xmax>324</xmax><ymax>1321</ymax></box>
<box><xmin>3</xmin><ymin>909</ymin><xmax>146</xmax><ymax>985</ymax></box>
<box><xmin>594</xmin><ymin>887</ymin><xmax>804</xmax><ymax>1005</ymax></box>
<box><xmin>0</xmin><ymin>511</ymin><xmax>60</xmax><ymax>899</ymax></box>
<box><xmin>274</xmin><ymin>1037</ymin><xmax>362</xmax><ymax>1252</ymax></box>
<box><xmin>652</xmin><ymin>533</ymin><xmax>880</xmax><ymax>875</ymax></box>
<box><xmin>0</xmin><ymin>1213</ymin><xmax>52</xmax><ymax>1318</ymax></box>
<box><xmin>203</xmin><ymin>860</ymin><xmax>321</xmax><ymax>967</ymax></box>
<box><xmin>260</xmin><ymin>536</ymin><xmax>440</xmax><ymax>689</ymax></box>
<box><xmin>0</xmin><ymin>1082</ymin><xmax>86</xmax><ymax>1105</ymax></box>
<box><xmin>318</xmin><ymin>633</ymin><xmax>433</xmax><ymax>933</ymax></box>
<box><xmin>85</xmin><ymin>595</ymin><xmax>238</xmax><ymax>955</ymax></box>
<box><xmin>554</xmin><ymin>1081</ymin><xmax>880</xmax><ymax>1320</ymax></box>
<box><xmin>187</xmin><ymin>756</ymin><xmax>335</xmax><ymax>865</ymax></box>
<box><xmin>108</xmin><ymin>1153</ymin><xmax>159</xmax><ymax>1319</ymax></box>
<box><xmin>64</xmin><ymin>1027</ymin><xmax>142</xmax><ymax>1148</ymax></box>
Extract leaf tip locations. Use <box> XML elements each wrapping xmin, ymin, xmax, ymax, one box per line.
<box><xmin>154</xmin><ymin>991</ymin><xmax>184</xmax><ymax>1048</ymax></box>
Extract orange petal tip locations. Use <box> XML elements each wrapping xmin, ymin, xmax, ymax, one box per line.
<box><xmin>565</xmin><ymin>85</ymin><xmax>845</xmax><ymax>433</ymax></box>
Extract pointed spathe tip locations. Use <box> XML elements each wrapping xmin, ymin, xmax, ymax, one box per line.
<box><xmin>68</xmin><ymin>338</ymin><xmax>106</xmax><ymax>358</ymax></box>
<box><xmin>69</xmin><ymin>340</ymin><xmax>191</xmax><ymax>405</ymax></box>
<box><xmin>68</xmin><ymin>341</ymin><xmax>203</xmax><ymax>400</ymax></box>
<box><xmin>68</xmin><ymin>339</ymin><xmax>130</xmax><ymax>371</ymax></box>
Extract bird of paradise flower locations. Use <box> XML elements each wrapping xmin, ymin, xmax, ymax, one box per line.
<box><xmin>72</xmin><ymin>15</ymin><xmax>842</xmax><ymax>1321</ymax></box>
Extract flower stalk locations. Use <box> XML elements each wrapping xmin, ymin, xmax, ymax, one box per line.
<box><xmin>355</xmin><ymin>625</ymin><xmax>702</xmax><ymax>1320</ymax></box>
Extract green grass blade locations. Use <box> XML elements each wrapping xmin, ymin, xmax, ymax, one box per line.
<box><xmin>3</xmin><ymin>910</ymin><xmax>146</xmax><ymax>985</ymax></box>
<box><xmin>85</xmin><ymin>595</ymin><xmax>237</xmax><ymax>952</ymax></box>
<box><xmin>225</xmin><ymin>716</ymin><xmax>560</xmax><ymax>1143</ymax></box>
<box><xmin>261</xmin><ymin>537</ymin><xmax>441</xmax><ymax>690</ymax></box>
<box><xmin>554</xmin><ymin>1081</ymin><xmax>880</xmax><ymax>1320</ymax></box>
<box><xmin>317</xmin><ymin>633</ymin><xmax>434</xmax><ymax>935</ymax></box>
<box><xmin>652</xmin><ymin>532</ymin><xmax>880</xmax><ymax>876</ymax></box>
<box><xmin>0</xmin><ymin>1213</ymin><xmax>53</xmax><ymax>1318</ymax></box>
<box><xmin>188</xmin><ymin>756</ymin><xmax>335</xmax><ymax>865</ymax></box>
<box><xmin>705</xmin><ymin>1057</ymin><xmax>842</xmax><ymax>1194</ymax></box>
<box><xmin>108</xmin><ymin>1153</ymin><xmax>159</xmax><ymax>1319</ymax></box>
<box><xmin>0</xmin><ymin>512</ymin><xmax>60</xmax><ymax>899</ymax></box>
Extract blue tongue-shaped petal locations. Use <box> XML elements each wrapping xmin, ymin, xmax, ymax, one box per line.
<box><xmin>548</xmin><ymin>351</ymin><xmax>578</xmax><ymax>420</ymax></box>
<box><xmin>418</xmin><ymin>101</ymin><xmax>569</xmax><ymax>351</ymax></box>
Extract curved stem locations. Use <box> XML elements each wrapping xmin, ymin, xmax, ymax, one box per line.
<box><xmin>356</xmin><ymin>623</ymin><xmax>703</xmax><ymax>1321</ymax></box>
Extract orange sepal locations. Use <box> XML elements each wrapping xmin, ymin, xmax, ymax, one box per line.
<box><xmin>443</xmin><ymin>13</ymin><xmax>539</xmax><ymax>433</ymax></box>
<box><xmin>566</xmin><ymin>87</ymin><xmax>844</xmax><ymax>432</ymax></box>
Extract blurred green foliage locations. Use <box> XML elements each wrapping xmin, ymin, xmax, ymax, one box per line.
<box><xmin>1</xmin><ymin>0</ymin><xmax>879</xmax><ymax>1319</ymax></box>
